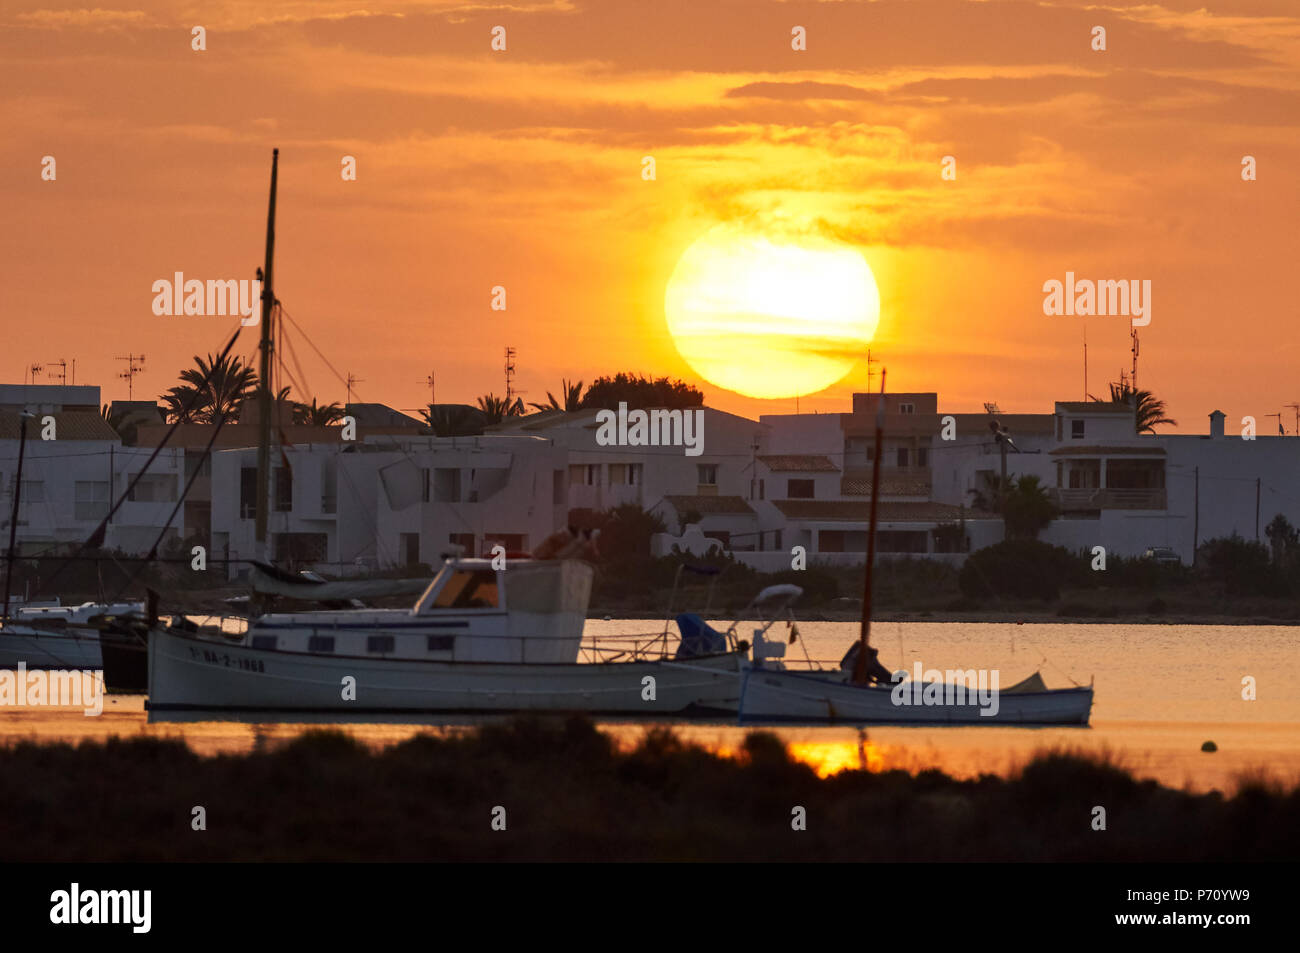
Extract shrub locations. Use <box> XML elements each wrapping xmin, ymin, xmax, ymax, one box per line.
<box><xmin>959</xmin><ymin>539</ymin><xmax>1079</xmax><ymax>601</ymax></box>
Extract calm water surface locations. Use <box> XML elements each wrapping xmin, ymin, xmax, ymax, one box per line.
<box><xmin>2</xmin><ymin>622</ymin><xmax>1295</xmax><ymax>793</ymax></box>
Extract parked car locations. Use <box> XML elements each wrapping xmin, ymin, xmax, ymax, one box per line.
<box><xmin>1142</xmin><ymin>546</ymin><xmax>1181</xmax><ymax>565</ymax></box>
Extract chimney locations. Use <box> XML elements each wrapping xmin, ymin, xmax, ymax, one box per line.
<box><xmin>1209</xmin><ymin>410</ymin><xmax>1225</xmax><ymax>439</ymax></box>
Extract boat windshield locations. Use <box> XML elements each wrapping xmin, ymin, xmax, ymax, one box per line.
<box><xmin>430</xmin><ymin>570</ymin><xmax>499</xmax><ymax>610</ymax></box>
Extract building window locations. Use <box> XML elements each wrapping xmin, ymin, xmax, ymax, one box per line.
<box><xmin>74</xmin><ymin>481</ymin><xmax>110</xmax><ymax>521</ymax></box>
<box><xmin>433</xmin><ymin>468</ymin><xmax>461</xmax><ymax>502</ymax></box>
<box><xmin>896</xmin><ymin>447</ymin><xmax>909</xmax><ymax>468</ymax></box>
<box><xmin>787</xmin><ymin>479</ymin><xmax>815</xmax><ymax>499</ymax></box>
<box><xmin>916</xmin><ymin>447</ymin><xmax>929</xmax><ymax>467</ymax></box>
<box><xmin>239</xmin><ymin>467</ymin><xmax>257</xmax><ymax>519</ymax></box>
<box><xmin>128</xmin><ymin>473</ymin><xmax>176</xmax><ymax>504</ymax></box>
<box><xmin>273</xmin><ymin>467</ymin><xmax>292</xmax><ymax>511</ymax></box>
<box><xmin>1071</xmin><ymin>420</ymin><xmax>1085</xmax><ymax>439</ymax></box>
<box><xmin>609</xmin><ymin>463</ymin><xmax>643</xmax><ymax>486</ymax></box>
<box><xmin>697</xmin><ymin>464</ymin><xmax>718</xmax><ymax>486</ymax></box>
<box><xmin>899</xmin><ymin>403</ymin><xmax>915</xmax><ymax>414</ymax></box>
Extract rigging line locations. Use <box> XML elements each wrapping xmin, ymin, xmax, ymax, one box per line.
<box><xmin>109</xmin><ymin>414</ymin><xmax>231</xmax><ymax>603</ymax></box>
<box><xmin>278</xmin><ymin>314</ymin><xmax>314</xmax><ymax>405</ymax></box>
<box><xmin>278</xmin><ymin>305</ymin><xmax>481</xmax><ymax>543</ymax></box>
<box><xmin>33</xmin><ymin>326</ymin><xmax>245</xmax><ymax>596</ymax></box>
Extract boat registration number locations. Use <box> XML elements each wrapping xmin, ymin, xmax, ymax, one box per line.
<box><xmin>187</xmin><ymin>647</ymin><xmax>266</xmax><ymax>673</ymax></box>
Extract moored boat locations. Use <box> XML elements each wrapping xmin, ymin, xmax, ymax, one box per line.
<box><xmin>0</xmin><ymin>602</ymin><xmax>143</xmax><ymax>669</ymax></box>
<box><xmin>146</xmin><ymin>556</ymin><xmax>743</xmax><ymax>720</ymax></box>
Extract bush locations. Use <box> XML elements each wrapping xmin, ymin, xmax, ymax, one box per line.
<box><xmin>959</xmin><ymin>539</ymin><xmax>1079</xmax><ymax>601</ymax></box>
<box><xmin>1196</xmin><ymin>535</ymin><xmax>1279</xmax><ymax>596</ymax></box>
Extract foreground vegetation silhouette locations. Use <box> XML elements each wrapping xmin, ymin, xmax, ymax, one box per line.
<box><xmin>1</xmin><ymin>718</ymin><xmax>1295</xmax><ymax>862</ymax></box>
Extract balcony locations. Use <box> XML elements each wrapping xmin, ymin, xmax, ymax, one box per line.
<box><xmin>1050</xmin><ymin>488</ymin><xmax>1166</xmax><ymax>511</ymax></box>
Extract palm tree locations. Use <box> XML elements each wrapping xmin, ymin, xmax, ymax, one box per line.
<box><xmin>161</xmin><ymin>353</ymin><xmax>258</xmax><ymax>424</ymax></box>
<box><xmin>1109</xmin><ymin>381</ymin><xmax>1176</xmax><ymax>434</ymax></box>
<box><xmin>421</xmin><ymin>404</ymin><xmax>486</xmax><ymax>437</ymax></box>
<box><xmin>529</xmin><ymin>378</ymin><xmax>584</xmax><ymax>413</ymax></box>
<box><xmin>1000</xmin><ymin>474</ymin><xmax>1057</xmax><ymax>540</ymax></box>
<box><xmin>293</xmin><ymin>397</ymin><xmax>346</xmax><ymax>426</ymax></box>
<box><xmin>476</xmin><ymin>393</ymin><xmax>524</xmax><ymax>425</ymax></box>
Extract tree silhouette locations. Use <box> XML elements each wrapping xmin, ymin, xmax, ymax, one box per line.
<box><xmin>160</xmin><ymin>353</ymin><xmax>258</xmax><ymax>424</ymax></box>
<box><xmin>1108</xmin><ymin>381</ymin><xmax>1177</xmax><ymax>434</ymax></box>
<box><xmin>529</xmin><ymin>379</ymin><xmax>584</xmax><ymax>412</ymax></box>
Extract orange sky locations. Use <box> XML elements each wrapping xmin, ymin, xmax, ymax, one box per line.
<box><xmin>3</xmin><ymin>0</ymin><xmax>1298</xmax><ymax>431</ymax></box>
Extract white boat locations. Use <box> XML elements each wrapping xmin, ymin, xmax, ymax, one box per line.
<box><xmin>736</xmin><ymin>662</ymin><xmax>1094</xmax><ymax>725</ymax></box>
<box><xmin>0</xmin><ymin>602</ymin><xmax>144</xmax><ymax>669</ymax></box>
<box><xmin>727</xmin><ymin>370</ymin><xmax>1095</xmax><ymax>727</ymax></box>
<box><xmin>146</xmin><ymin>557</ymin><xmax>743</xmax><ymax>720</ymax></box>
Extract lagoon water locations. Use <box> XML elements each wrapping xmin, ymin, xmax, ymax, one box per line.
<box><xmin>2</xmin><ymin>621</ymin><xmax>1296</xmax><ymax>793</ymax></box>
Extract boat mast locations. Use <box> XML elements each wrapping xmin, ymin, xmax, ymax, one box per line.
<box><xmin>852</xmin><ymin>369</ymin><xmax>886</xmax><ymax>684</ymax></box>
<box><xmin>253</xmin><ymin>149</ymin><xmax>279</xmax><ymax>562</ymax></box>
<box><xmin>3</xmin><ymin>413</ymin><xmax>31</xmax><ymax>621</ymax></box>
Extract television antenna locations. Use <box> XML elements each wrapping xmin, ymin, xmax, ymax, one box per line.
<box><xmin>26</xmin><ymin>363</ymin><xmax>43</xmax><ymax>386</ymax></box>
<box><xmin>1285</xmin><ymin>403</ymin><xmax>1300</xmax><ymax>435</ymax></box>
<box><xmin>1264</xmin><ymin>412</ymin><xmax>1285</xmax><ymax>436</ymax></box>
<box><xmin>345</xmin><ymin>371</ymin><xmax>364</xmax><ymax>405</ymax></box>
<box><xmin>418</xmin><ymin>371</ymin><xmax>435</xmax><ymax>407</ymax></box>
<box><xmin>47</xmin><ymin>359</ymin><xmax>69</xmax><ymax>386</ymax></box>
<box><xmin>983</xmin><ymin>401</ymin><xmax>1001</xmax><ymax>415</ymax></box>
<box><xmin>504</xmin><ymin>347</ymin><xmax>525</xmax><ymax>405</ymax></box>
<box><xmin>116</xmin><ymin>354</ymin><xmax>146</xmax><ymax>400</ymax></box>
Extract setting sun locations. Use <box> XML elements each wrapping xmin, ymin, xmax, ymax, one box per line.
<box><xmin>664</xmin><ymin>225</ymin><xmax>881</xmax><ymax>400</ymax></box>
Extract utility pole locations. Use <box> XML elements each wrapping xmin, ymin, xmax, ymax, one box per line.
<box><xmin>254</xmin><ymin>148</ymin><xmax>279</xmax><ymax>562</ymax></box>
<box><xmin>1192</xmin><ymin>466</ymin><xmax>1199</xmax><ymax>567</ymax></box>
<box><xmin>116</xmin><ymin>354</ymin><xmax>146</xmax><ymax>400</ymax></box>
<box><xmin>3</xmin><ymin>414</ymin><xmax>31</xmax><ymax>621</ymax></box>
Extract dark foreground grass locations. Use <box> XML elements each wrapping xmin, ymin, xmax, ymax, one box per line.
<box><xmin>1</xmin><ymin>718</ymin><xmax>1295</xmax><ymax>861</ymax></box>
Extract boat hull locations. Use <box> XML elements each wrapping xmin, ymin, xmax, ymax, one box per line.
<box><xmin>0</xmin><ymin>627</ymin><xmax>103</xmax><ymax>669</ymax></box>
<box><xmin>734</xmin><ymin>666</ymin><xmax>1093</xmax><ymax>725</ymax></box>
<box><xmin>146</xmin><ymin>626</ymin><xmax>743</xmax><ymax>719</ymax></box>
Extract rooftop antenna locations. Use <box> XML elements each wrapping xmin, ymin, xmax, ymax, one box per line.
<box><xmin>983</xmin><ymin>401</ymin><xmax>1001</xmax><ymax>415</ymax></box>
<box><xmin>1131</xmin><ymin>328</ymin><xmax>1140</xmax><ymax>394</ymax></box>
<box><xmin>1286</xmin><ymin>402</ymin><xmax>1300</xmax><ymax>435</ymax></box>
<box><xmin>47</xmin><ymin>359</ymin><xmax>68</xmax><ymax>386</ymax></box>
<box><xmin>1083</xmin><ymin>322</ymin><xmax>1088</xmax><ymax>401</ymax></box>
<box><xmin>418</xmin><ymin>371</ymin><xmax>435</xmax><ymax>407</ymax></box>
<box><xmin>346</xmin><ymin>371</ymin><xmax>364</xmax><ymax>405</ymax></box>
<box><xmin>504</xmin><ymin>347</ymin><xmax>524</xmax><ymax>405</ymax></box>
<box><xmin>116</xmin><ymin>354</ymin><xmax>146</xmax><ymax>400</ymax></box>
<box><xmin>865</xmin><ymin>349</ymin><xmax>881</xmax><ymax>393</ymax></box>
<box><xmin>1265</xmin><ymin>412</ymin><xmax>1285</xmax><ymax>436</ymax></box>
<box><xmin>26</xmin><ymin>363</ymin><xmax>43</xmax><ymax>386</ymax></box>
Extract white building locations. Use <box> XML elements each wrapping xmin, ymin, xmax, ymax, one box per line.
<box><xmin>0</xmin><ymin>386</ymin><xmax>186</xmax><ymax>556</ymax></box>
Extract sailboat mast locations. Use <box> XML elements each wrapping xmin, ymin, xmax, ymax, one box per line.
<box><xmin>253</xmin><ymin>149</ymin><xmax>279</xmax><ymax>560</ymax></box>
<box><xmin>3</xmin><ymin>414</ymin><xmax>31</xmax><ymax>621</ymax></box>
<box><xmin>852</xmin><ymin>369</ymin><xmax>886</xmax><ymax>684</ymax></box>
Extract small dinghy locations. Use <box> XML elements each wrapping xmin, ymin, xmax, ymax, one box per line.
<box><xmin>732</xmin><ymin>371</ymin><xmax>1094</xmax><ymax>727</ymax></box>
